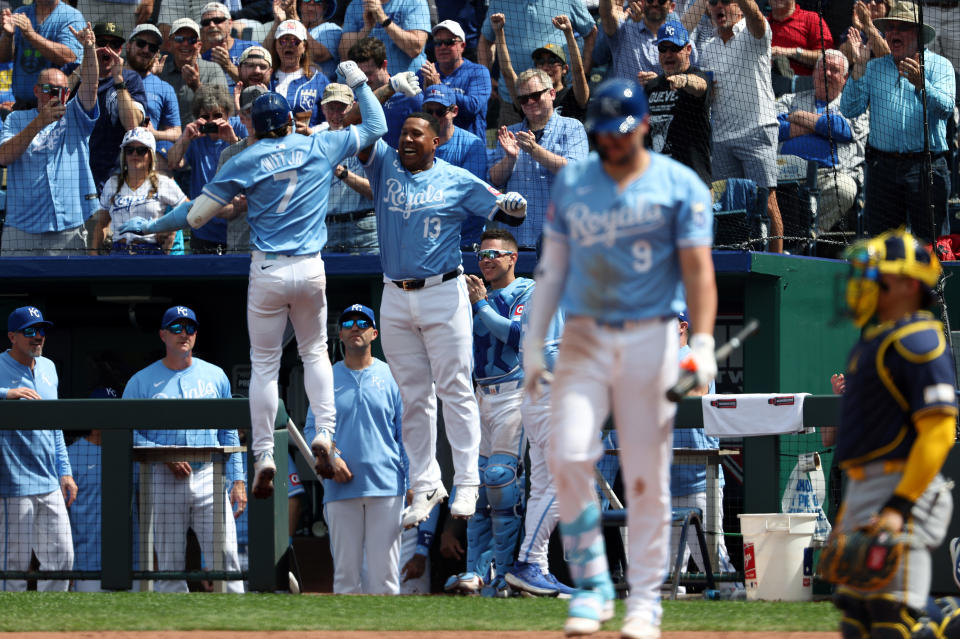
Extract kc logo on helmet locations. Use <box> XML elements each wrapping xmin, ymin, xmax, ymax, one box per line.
<box><xmin>28</xmin><ymin>307</ymin><xmax>41</xmax><ymax>318</ymax></box>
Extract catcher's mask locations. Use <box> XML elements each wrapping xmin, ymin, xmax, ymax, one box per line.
<box><xmin>843</xmin><ymin>228</ymin><xmax>941</xmax><ymax>328</ymax></box>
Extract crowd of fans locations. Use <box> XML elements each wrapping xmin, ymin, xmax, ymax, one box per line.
<box><xmin>0</xmin><ymin>0</ymin><xmax>954</xmax><ymax>256</ymax></box>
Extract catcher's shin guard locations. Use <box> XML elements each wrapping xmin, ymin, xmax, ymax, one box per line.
<box><xmin>466</xmin><ymin>457</ymin><xmax>494</xmax><ymax>577</ymax></box>
<box><xmin>835</xmin><ymin>589</ymin><xmax>871</xmax><ymax>639</ymax></box>
<box><xmin>485</xmin><ymin>453</ymin><xmax>524</xmax><ymax>572</ymax></box>
<box><xmin>867</xmin><ymin>595</ymin><xmax>921</xmax><ymax>639</ymax></box>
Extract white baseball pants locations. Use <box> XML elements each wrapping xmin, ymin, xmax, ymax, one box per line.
<box><xmin>477</xmin><ymin>385</ymin><xmax>524</xmax><ymax>459</ymax></box>
<box><xmin>324</xmin><ymin>495</ymin><xmax>403</xmax><ymax>594</ymax></box>
<box><xmin>518</xmin><ymin>387</ymin><xmax>558</xmax><ymax>571</ymax></box>
<box><xmin>248</xmin><ymin>251</ymin><xmax>335</xmax><ymax>457</ymax></box>
<box><xmin>0</xmin><ymin>489</ymin><xmax>73</xmax><ymax>591</ymax></box>
<box><xmin>150</xmin><ymin>464</ymin><xmax>243</xmax><ymax>593</ymax></box>
<box><xmin>380</xmin><ymin>276</ymin><xmax>481</xmax><ymax>492</ymax></box>
<box><xmin>550</xmin><ymin>317</ymin><xmax>678</xmax><ymax>624</ymax></box>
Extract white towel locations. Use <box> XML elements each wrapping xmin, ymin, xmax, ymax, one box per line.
<box><xmin>702</xmin><ymin>393</ymin><xmax>808</xmax><ymax>437</ymax></box>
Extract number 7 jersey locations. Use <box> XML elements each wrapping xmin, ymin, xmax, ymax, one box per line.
<box><xmin>545</xmin><ymin>152</ymin><xmax>713</xmax><ymax>321</ymax></box>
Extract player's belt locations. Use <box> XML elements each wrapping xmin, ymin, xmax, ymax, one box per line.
<box><xmin>477</xmin><ymin>379</ymin><xmax>523</xmax><ymax>395</ymax></box>
<box><xmin>391</xmin><ymin>267</ymin><xmax>463</xmax><ymax>291</ymax></box>
<box><xmin>326</xmin><ymin>209</ymin><xmax>375</xmax><ymax>224</ymax></box>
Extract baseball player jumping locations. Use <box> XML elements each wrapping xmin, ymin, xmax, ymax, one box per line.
<box><xmin>825</xmin><ymin>229</ymin><xmax>959</xmax><ymax>639</ymax></box>
<box><xmin>356</xmin><ymin>111</ymin><xmax>528</xmax><ymax>529</ymax></box>
<box><xmin>118</xmin><ymin>61</ymin><xmax>420</xmax><ymax>499</ymax></box>
<box><xmin>523</xmin><ymin>78</ymin><xmax>717</xmax><ymax>638</ymax></box>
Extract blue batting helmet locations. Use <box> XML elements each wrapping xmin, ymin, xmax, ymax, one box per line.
<box><xmin>585</xmin><ymin>78</ymin><xmax>649</xmax><ymax>135</ymax></box>
<box><xmin>251</xmin><ymin>92</ymin><xmax>292</xmax><ymax>135</ymax></box>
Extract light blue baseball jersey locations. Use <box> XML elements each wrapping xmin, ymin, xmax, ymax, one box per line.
<box><xmin>0</xmin><ymin>352</ymin><xmax>70</xmax><ymax>497</ymax></box>
<box><xmin>124</xmin><ymin>358</ymin><xmax>242</xmax><ymax>483</ymax></box>
<box><xmin>545</xmin><ymin>152</ymin><xmax>713</xmax><ymax>320</ymax></box>
<box><xmin>364</xmin><ymin>139</ymin><xmax>502</xmax><ymax>280</ymax></box>
<box><xmin>520</xmin><ymin>301</ymin><xmax>566</xmax><ymax>373</ymax></box>
<box><xmin>11</xmin><ymin>2</ymin><xmax>85</xmax><ymax>102</ymax></box>
<box><xmin>671</xmin><ymin>343</ymin><xmax>722</xmax><ymax>497</ymax></box>
<box><xmin>473</xmin><ymin>276</ymin><xmax>534</xmax><ymax>385</ymax></box>
<box><xmin>303</xmin><ymin>358</ymin><xmax>407</xmax><ymax>504</ymax></box>
<box><xmin>203</xmin><ymin>126</ymin><xmax>361</xmax><ymax>254</ymax></box>
<box><xmin>342</xmin><ymin>0</ymin><xmax>431</xmax><ymax>75</ymax></box>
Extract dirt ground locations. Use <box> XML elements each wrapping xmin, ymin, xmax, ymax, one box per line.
<box><xmin>13</xmin><ymin>633</ymin><xmax>839</xmax><ymax>638</ymax></box>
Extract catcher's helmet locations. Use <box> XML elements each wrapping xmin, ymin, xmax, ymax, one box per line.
<box><xmin>251</xmin><ymin>92</ymin><xmax>292</xmax><ymax>136</ymax></box>
<box><xmin>844</xmin><ymin>228</ymin><xmax>941</xmax><ymax>327</ymax></box>
<box><xmin>584</xmin><ymin>78</ymin><xmax>649</xmax><ymax>135</ymax></box>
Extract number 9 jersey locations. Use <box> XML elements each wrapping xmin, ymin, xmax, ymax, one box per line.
<box><xmin>544</xmin><ymin>152</ymin><xmax>713</xmax><ymax>322</ymax></box>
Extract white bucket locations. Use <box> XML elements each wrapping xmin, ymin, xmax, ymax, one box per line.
<box><xmin>738</xmin><ymin>513</ymin><xmax>817</xmax><ymax>601</ymax></box>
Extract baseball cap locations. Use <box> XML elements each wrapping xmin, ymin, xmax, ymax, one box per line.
<box><xmin>94</xmin><ymin>22</ymin><xmax>125</xmax><ymax>40</ymax></box>
<box><xmin>89</xmin><ymin>387</ymin><xmax>119</xmax><ymax>399</ymax></box>
<box><xmin>121</xmin><ymin>127</ymin><xmax>156</xmax><ymax>152</ymax></box>
<box><xmin>128</xmin><ymin>23</ymin><xmax>163</xmax><ymax>42</ymax></box>
<box><xmin>161</xmin><ymin>306</ymin><xmax>198</xmax><ymax>329</ymax></box>
<box><xmin>532</xmin><ymin>43</ymin><xmax>566</xmax><ymax>64</ymax></box>
<box><xmin>338</xmin><ymin>304</ymin><xmax>376</xmax><ymax>329</ymax></box>
<box><xmin>8</xmin><ymin>306</ymin><xmax>53</xmax><ymax>332</ymax></box>
<box><xmin>321</xmin><ymin>82</ymin><xmax>354</xmax><ymax>105</ymax></box>
<box><xmin>200</xmin><ymin>1</ymin><xmax>231</xmax><ymax>17</ymax></box>
<box><xmin>239</xmin><ymin>85</ymin><xmax>268</xmax><ymax>111</ymax></box>
<box><xmin>238</xmin><ymin>45</ymin><xmax>272</xmax><ymax>67</ymax></box>
<box><xmin>276</xmin><ymin>19</ymin><xmax>307</xmax><ymax>41</ymax></box>
<box><xmin>422</xmin><ymin>83</ymin><xmax>455</xmax><ymax>107</ymax></box>
<box><xmin>432</xmin><ymin>19</ymin><xmax>466</xmax><ymax>41</ymax></box>
<box><xmin>677</xmin><ymin>311</ymin><xmax>689</xmax><ymax>324</ymax></box>
<box><xmin>170</xmin><ymin>18</ymin><xmax>201</xmax><ymax>37</ymax></box>
<box><xmin>657</xmin><ymin>21</ymin><xmax>690</xmax><ymax>47</ymax></box>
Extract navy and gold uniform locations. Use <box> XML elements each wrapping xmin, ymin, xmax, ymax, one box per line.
<box><xmin>832</xmin><ymin>230</ymin><xmax>958</xmax><ymax>639</ymax></box>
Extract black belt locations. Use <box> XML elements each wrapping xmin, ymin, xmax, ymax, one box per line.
<box><xmin>866</xmin><ymin>147</ymin><xmax>948</xmax><ymax>161</ymax></box>
<box><xmin>326</xmin><ymin>209</ymin><xmax>375</xmax><ymax>224</ymax></box>
<box><xmin>392</xmin><ymin>268</ymin><xmax>461</xmax><ymax>291</ymax></box>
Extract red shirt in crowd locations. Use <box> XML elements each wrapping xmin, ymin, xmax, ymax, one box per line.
<box><xmin>769</xmin><ymin>6</ymin><xmax>834</xmax><ymax>75</ymax></box>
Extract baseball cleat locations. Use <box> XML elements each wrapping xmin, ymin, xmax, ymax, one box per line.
<box><xmin>444</xmin><ymin>572</ymin><xmax>482</xmax><ymax>595</ymax></box>
<box><xmin>620</xmin><ymin>616</ymin><xmax>661</xmax><ymax>639</ymax></box>
<box><xmin>481</xmin><ymin>574</ymin><xmax>513</xmax><ymax>598</ymax></box>
<box><xmin>564</xmin><ymin>588</ymin><xmax>615</xmax><ymax>636</ymax></box>
<box><xmin>402</xmin><ymin>486</ymin><xmax>447</xmax><ymax>528</ymax></box>
<box><xmin>951</xmin><ymin>537</ymin><xmax>960</xmax><ymax>590</ymax></box>
<box><xmin>450</xmin><ymin>484</ymin><xmax>479</xmax><ymax>519</ymax></box>
<box><xmin>505</xmin><ymin>561</ymin><xmax>559</xmax><ymax>597</ymax></box>
<box><xmin>252</xmin><ymin>450</ymin><xmax>276</xmax><ymax>499</ymax></box>
<box><xmin>546</xmin><ymin>572</ymin><xmax>576</xmax><ymax>598</ymax></box>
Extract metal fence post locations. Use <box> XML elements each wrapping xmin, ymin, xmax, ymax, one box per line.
<box><xmin>101</xmin><ymin>428</ymin><xmax>133</xmax><ymax>590</ymax></box>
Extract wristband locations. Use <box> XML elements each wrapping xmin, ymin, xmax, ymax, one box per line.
<box><xmin>337</xmin><ymin>166</ymin><xmax>348</xmax><ymax>179</ymax></box>
<box><xmin>380</xmin><ymin>17</ymin><xmax>393</xmax><ymax>28</ymax></box>
<box><xmin>472</xmin><ymin>299</ymin><xmax>488</xmax><ymax>312</ymax></box>
<box><xmin>114</xmin><ymin>81</ymin><xmax>127</xmax><ymax>91</ymax></box>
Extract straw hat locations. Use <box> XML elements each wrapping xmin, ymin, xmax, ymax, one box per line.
<box><xmin>875</xmin><ymin>1</ymin><xmax>936</xmax><ymax>46</ymax></box>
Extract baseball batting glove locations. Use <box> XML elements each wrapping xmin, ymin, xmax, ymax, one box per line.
<box><xmin>117</xmin><ymin>216</ymin><xmax>151</xmax><ymax>236</ymax></box>
<box><xmin>337</xmin><ymin>60</ymin><xmax>368</xmax><ymax>89</ymax></box>
<box><xmin>817</xmin><ymin>522</ymin><xmax>904</xmax><ymax>591</ymax></box>
<box><xmin>683</xmin><ymin>333</ymin><xmax>717</xmax><ymax>388</ymax></box>
<box><xmin>389</xmin><ymin>71</ymin><xmax>421</xmax><ymax>97</ymax></box>
<box><xmin>496</xmin><ymin>192</ymin><xmax>527</xmax><ymax>217</ymax></box>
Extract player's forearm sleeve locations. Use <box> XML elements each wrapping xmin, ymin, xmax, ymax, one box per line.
<box><xmin>492</xmin><ymin>209</ymin><xmax>524</xmax><ymax>227</ymax></box>
<box><xmin>55</xmin><ymin>430</ymin><xmax>71</xmax><ymax>477</ymax></box>
<box><xmin>473</xmin><ymin>300</ymin><xmax>516</xmax><ymax>345</ymax></box>
<box><xmin>147</xmin><ymin>199</ymin><xmax>192</xmax><ymax>232</ymax></box>
<box><xmin>353</xmin><ymin>82</ymin><xmax>388</xmax><ymax>150</ymax></box>
<box><xmin>890</xmin><ymin>413</ymin><xmax>955</xmax><ymax>505</ymax></box>
<box><xmin>523</xmin><ymin>234</ymin><xmax>569</xmax><ymax>354</ymax></box>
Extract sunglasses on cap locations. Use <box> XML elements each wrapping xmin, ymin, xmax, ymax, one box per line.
<box><xmin>477</xmin><ymin>248</ymin><xmax>515</xmax><ymax>261</ymax></box>
<box><xmin>435</xmin><ymin>37</ymin><xmax>461</xmax><ymax>47</ymax></box>
<box><xmin>132</xmin><ymin>37</ymin><xmax>161</xmax><ymax>53</ymax></box>
<box><xmin>201</xmin><ymin>16</ymin><xmax>228</xmax><ymax>26</ymax></box>
<box><xmin>97</xmin><ymin>38</ymin><xmax>124</xmax><ymax>51</ymax></box>
<box><xmin>517</xmin><ymin>87</ymin><xmax>549</xmax><ymax>105</ymax></box>
<box><xmin>340</xmin><ymin>318</ymin><xmax>372</xmax><ymax>329</ymax></box>
<box><xmin>165</xmin><ymin>322</ymin><xmax>197</xmax><ymax>335</ymax></box>
<box><xmin>20</xmin><ymin>326</ymin><xmax>46</xmax><ymax>338</ymax></box>
<box><xmin>172</xmin><ymin>34</ymin><xmax>199</xmax><ymax>45</ymax></box>
<box><xmin>423</xmin><ymin>105</ymin><xmax>449</xmax><ymax>117</ymax></box>
<box><xmin>657</xmin><ymin>42</ymin><xmax>683</xmax><ymax>53</ymax></box>
<box><xmin>125</xmin><ymin>145</ymin><xmax>150</xmax><ymax>156</ymax></box>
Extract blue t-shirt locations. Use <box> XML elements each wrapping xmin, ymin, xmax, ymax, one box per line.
<box><xmin>309</xmin><ymin>22</ymin><xmax>342</xmax><ymax>80</ymax></box>
<box><xmin>342</xmin><ymin>0</ymin><xmax>431</xmax><ymax>75</ymax></box>
<box><xmin>141</xmin><ymin>73</ymin><xmax>181</xmax><ymax>158</ymax></box>
<box><xmin>0</xmin><ymin>352</ymin><xmax>70</xmax><ymax>498</ymax></box>
<box><xmin>437</xmin><ymin>58</ymin><xmax>490</xmax><ymax>139</ymax></box>
<box><xmin>11</xmin><ymin>2</ymin><xmax>84</xmax><ymax>102</ymax></box>
<box><xmin>204</xmin><ymin>126</ymin><xmax>361</xmax><ymax>254</ymax></box>
<box><xmin>364</xmin><ymin>138</ymin><xmax>501</xmax><ymax>280</ymax></box>
<box><xmin>91</xmin><ymin>69</ymin><xmax>148</xmax><ymax>190</ymax></box>
<box><xmin>671</xmin><ymin>343</ymin><xmax>721</xmax><ymax>497</ymax></box>
<box><xmin>473</xmin><ymin>276</ymin><xmax>534</xmax><ymax>385</ymax></box>
<box><xmin>303</xmin><ymin>359</ymin><xmax>407</xmax><ymax>503</ymax></box>
<box><xmin>436</xmin><ymin>125</ymin><xmax>488</xmax><ymax>246</ymax></box>
<box><xmin>201</xmin><ymin>38</ymin><xmax>258</xmax><ymax>92</ymax></box>
<box><xmin>545</xmin><ymin>152</ymin><xmax>713</xmax><ymax>320</ymax></box>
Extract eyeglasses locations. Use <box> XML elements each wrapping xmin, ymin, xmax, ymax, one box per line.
<box><xmin>172</xmin><ymin>34</ymin><xmax>199</xmax><ymax>45</ymax></box>
<box><xmin>302</xmin><ymin>0</ymin><xmax>326</xmax><ymax>4</ymax></box>
<box><xmin>657</xmin><ymin>43</ymin><xmax>683</xmax><ymax>53</ymax></box>
<box><xmin>125</xmin><ymin>145</ymin><xmax>150</xmax><ymax>156</ymax></box>
<box><xmin>20</xmin><ymin>326</ymin><xmax>45</xmax><ymax>338</ymax></box>
<box><xmin>165</xmin><ymin>322</ymin><xmax>197</xmax><ymax>335</ymax></box>
<box><xmin>97</xmin><ymin>38</ymin><xmax>124</xmax><ymax>51</ymax></box>
<box><xmin>707</xmin><ymin>0</ymin><xmax>733</xmax><ymax>5</ymax></box>
<box><xmin>423</xmin><ymin>106</ymin><xmax>449</xmax><ymax>117</ymax></box>
<box><xmin>37</xmin><ymin>83</ymin><xmax>67</xmax><ymax>95</ymax></box>
<box><xmin>201</xmin><ymin>16</ymin><xmax>228</xmax><ymax>26</ymax></box>
<box><xmin>132</xmin><ymin>37</ymin><xmax>161</xmax><ymax>53</ymax></box>
<box><xmin>340</xmin><ymin>318</ymin><xmax>372</xmax><ymax>329</ymax></box>
<box><xmin>199</xmin><ymin>112</ymin><xmax>224</xmax><ymax>120</ymax></box>
<box><xmin>477</xmin><ymin>248</ymin><xmax>515</xmax><ymax>261</ymax></box>
<box><xmin>534</xmin><ymin>57</ymin><xmax>563</xmax><ymax>67</ymax></box>
<box><xmin>517</xmin><ymin>87</ymin><xmax>549</xmax><ymax>104</ymax></box>
<box><xmin>435</xmin><ymin>38</ymin><xmax>461</xmax><ymax>47</ymax></box>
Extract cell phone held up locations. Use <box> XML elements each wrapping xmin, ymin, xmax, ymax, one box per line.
<box><xmin>200</xmin><ymin>121</ymin><xmax>220</xmax><ymax>134</ymax></box>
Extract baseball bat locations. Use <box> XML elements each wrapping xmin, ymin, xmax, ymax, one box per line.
<box><xmin>666</xmin><ymin>318</ymin><xmax>760</xmax><ymax>402</ymax></box>
<box><xmin>285</xmin><ymin>418</ymin><xmax>322</xmax><ymax>481</ymax></box>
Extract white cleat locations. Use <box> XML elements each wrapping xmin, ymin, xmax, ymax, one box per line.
<box><xmin>449</xmin><ymin>484</ymin><xmax>479</xmax><ymax>519</ymax></box>
<box><xmin>252</xmin><ymin>450</ymin><xmax>276</xmax><ymax>499</ymax></box>
<box><xmin>402</xmin><ymin>486</ymin><xmax>448</xmax><ymax>528</ymax></box>
<box><xmin>620</xmin><ymin>616</ymin><xmax>661</xmax><ymax>639</ymax></box>
<box><xmin>564</xmin><ymin>589</ymin><xmax>615</xmax><ymax>636</ymax></box>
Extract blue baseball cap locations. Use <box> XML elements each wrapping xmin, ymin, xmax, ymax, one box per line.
<box><xmin>89</xmin><ymin>387</ymin><xmax>119</xmax><ymax>399</ymax></box>
<box><xmin>678</xmin><ymin>311</ymin><xmax>689</xmax><ymax>324</ymax></box>
<box><xmin>422</xmin><ymin>84</ymin><xmax>456</xmax><ymax>108</ymax></box>
<box><xmin>161</xmin><ymin>305</ymin><xmax>198</xmax><ymax>329</ymax></box>
<box><xmin>8</xmin><ymin>306</ymin><xmax>53</xmax><ymax>332</ymax></box>
<box><xmin>338</xmin><ymin>304</ymin><xmax>376</xmax><ymax>329</ymax></box>
<box><xmin>657</xmin><ymin>21</ymin><xmax>690</xmax><ymax>47</ymax></box>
